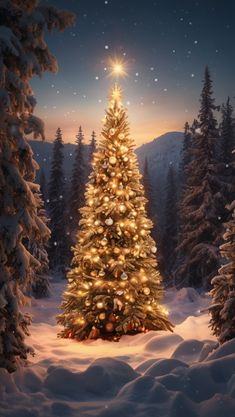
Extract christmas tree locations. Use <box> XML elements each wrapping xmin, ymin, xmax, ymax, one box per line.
<box><xmin>209</xmin><ymin>199</ymin><xmax>235</xmax><ymax>343</ymax></box>
<box><xmin>58</xmin><ymin>84</ymin><xmax>173</xmax><ymax>341</ymax></box>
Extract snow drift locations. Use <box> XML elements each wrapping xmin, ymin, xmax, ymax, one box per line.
<box><xmin>1</xmin><ymin>284</ymin><xmax>235</xmax><ymax>417</ymax></box>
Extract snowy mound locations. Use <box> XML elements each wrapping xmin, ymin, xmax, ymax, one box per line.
<box><xmin>1</xmin><ymin>283</ymin><xmax>235</xmax><ymax>417</ymax></box>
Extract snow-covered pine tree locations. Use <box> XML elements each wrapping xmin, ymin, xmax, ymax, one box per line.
<box><xmin>179</xmin><ymin>122</ymin><xmax>191</xmax><ymax>193</ymax></box>
<box><xmin>48</xmin><ymin>128</ymin><xmax>68</xmax><ymax>271</ymax></box>
<box><xmin>162</xmin><ymin>165</ymin><xmax>178</xmax><ymax>285</ymax></box>
<box><xmin>143</xmin><ymin>158</ymin><xmax>154</xmax><ymax>220</ymax></box>
<box><xmin>217</xmin><ymin>98</ymin><xmax>235</xmax><ymax>223</ymax></box>
<box><xmin>69</xmin><ymin>126</ymin><xmax>86</xmax><ymax>243</ymax></box>
<box><xmin>175</xmin><ymin>67</ymin><xmax>221</xmax><ymax>289</ymax></box>
<box><xmin>39</xmin><ymin>168</ymin><xmax>47</xmax><ymax>205</ymax></box>
<box><xmin>28</xmin><ymin>192</ymin><xmax>51</xmax><ymax>299</ymax></box>
<box><xmin>209</xmin><ymin>199</ymin><xmax>235</xmax><ymax>343</ymax></box>
<box><xmin>0</xmin><ymin>0</ymin><xmax>74</xmax><ymax>371</ymax></box>
<box><xmin>57</xmin><ymin>85</ymin><xmax>173</xmax><ymax>341</ymax></box>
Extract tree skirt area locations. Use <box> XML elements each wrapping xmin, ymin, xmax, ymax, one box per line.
<box><xmin>1</xmin><ymin>283</ymin><xmax>235</xmax><ymax>417</ymax></box>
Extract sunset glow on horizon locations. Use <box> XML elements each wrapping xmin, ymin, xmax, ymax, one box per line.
<box><xmin>31</xmin><ymin>0</ymin><xmax>235</xmax><ymax>146</ymax></box>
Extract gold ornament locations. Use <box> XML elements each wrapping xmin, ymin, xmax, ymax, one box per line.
<box><xmin>118</xmin><ymin>133</ymin><xmax>125</xmax><ymax>140</ymax></box>
<box><xmin>103</xmin><ymin>196</ymin><xmax>109</xmax><ymax>202</ymax></box>
<box><xmin>97</xmin><ymin>302</ymin><xmax>104</xmax><ymax>309</ymax></box>
<box><xmin>109</xmin><ymin>128</ymin><xmax>116</xmax><ymax>136</ymax></box>
<box><xmin>105</xmin><ymin>322</ymin><xmax>114</xmax><ymax>332</ymax></box>
<box><xmin>143</xmin><ymin>287</ymin><xmax>150</xmax><ymax>295</ymax></box>
<box><xmin>151</xmin><ymin>246</ymin><xmax>157</xmax><ymax>253</ymax></box>
<box><xmin>109</xmin><ymin>156</ymin><xmax>117</xmax><ymax>165</ymax></box>
<box><xmin>98</xmin><ymin>226</ymin><xmax>104</xmax><ymax>233</ymax></box>
<box><xmin>99</xmin><ymin>270</ymin><xmax>105</xmax><ymax>277</ymax></box>
<box><xmin>85</xmin><ymin>300</ymin><xmax>91</xmax><ymax>306</ymax></box>
<box><xmin>105</xmin><ymin>217</ymin><xmax>114</xmax><ymax>226</ymax></box>
<box><xmin>99</xmin><ymin>312</ymin><xmax>106</xmax><ymax>320</ymax></box>
<box><xmin>119</xmin><ymin>204</ymin><xmax>126</xmax><ymax>213</ymax></box>
<box><xmin>114</xmin><ymin>247</ymin><xmax>121</xmax><ymax>254</ymax></box>
<box><xmin>94</xmin><ymin>220</ymin><xmax>100</xmax><ymax>226</ymax></box>
<box><xmin>121</xmin><ymin>272</ymin><xmax>128</xmax><ymax>280</ymax></box>
<box><xmin>101</xmin><ymin>238</ymin><xmax>108</xmax><ymax>246</ymax></box>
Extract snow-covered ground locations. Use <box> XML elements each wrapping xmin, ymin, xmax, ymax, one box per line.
<box><xmin>1</xmin><ymin>283</ymin><xmax>235</xmax><ymax>417</ymax></box>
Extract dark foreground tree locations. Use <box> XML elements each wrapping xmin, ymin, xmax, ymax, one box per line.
<box><xmin>210</xmin><ymin>200</ymin><xmax>235</xmax><ymax>343</ymax></box>
<box><xmin>0</xmin><ymin>0</ymin><xmax>74</xmax><ymax>372</ymax></box>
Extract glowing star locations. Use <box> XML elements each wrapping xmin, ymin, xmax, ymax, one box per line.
<box><xmin>108</xmin><ymin>58</ymin><xmax>128</xmax><ymax>78</ymax></box>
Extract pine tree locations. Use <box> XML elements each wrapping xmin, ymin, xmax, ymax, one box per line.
<box><xmin>69</xmin><ymin>126</ymin><xmax>86</xmax><ymax>242</ymax></box>
<box><xmin>175</xmin><ymin>67</ymin><xmax>221</xmax><ymax>289</ymax></box>
<box><xmin>162</xmin><ymin>165</ymin><xmax>178</xmax><ymax>284</ymax></box>
<box><xmin>143</xmin><ymin>158</ymin><xmax>154</xmax><ymax>219</ymax></box>
<box><xmin>39</xmin><ymin>168</ymin><xmax>47</xmax><ymax>205</ymax></box>
<box><xmin>0</xmin><ymin>0</ymin><xmax>74</xmax><ymax>372</ymax></box>
<box><xmin>57</xmin><ymin>85</ymin><xmax>173</xmax><ymax>341</ymax></box>
<box><xmin>48</xmin><ymin>128</ymin><xmax>68</xmax><ymax>271</ymax></box>
<box><xmin>217</xmin><ymin>98</ymin><xmax>235</xmax><ymax>223</ymax></box>
<box><xmin>210</xmin><ymin>200</ymin><xmax>235</xmax><ymax>343</ymax></box>
<box><xmin>179</xmin><ymin>122</ymin><xmax>191</xmax><ymax>192</ymax></box>
<box><xmin>28</xmin><ymin>192</ymin><xmax>51</xmax><ymax>299</ymax></box>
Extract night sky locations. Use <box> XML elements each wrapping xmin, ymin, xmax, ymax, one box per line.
<box><xmin>32</xmin><ymin>0</ymin><xmax>235</xmax><ymax>146</ymax></box>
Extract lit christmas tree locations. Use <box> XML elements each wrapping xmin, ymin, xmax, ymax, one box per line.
<box><xmin>58</xmin><ymin>83</ymin><xmax>173</xmax><ymax>341</ymax></box>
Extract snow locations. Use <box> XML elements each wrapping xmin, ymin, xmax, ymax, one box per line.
<box><xmin>1</xmin><ymin>283</ymin><xmax>235</xmax><ymax>417</ymax></box>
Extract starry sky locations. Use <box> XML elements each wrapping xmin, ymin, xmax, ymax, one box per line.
<box><xmin>31</xmin><ymin>0</ymin><xmax>235</xmax><ymax>146</ymax></box>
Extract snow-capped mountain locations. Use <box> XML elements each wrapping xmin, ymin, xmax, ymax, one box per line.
<box><xmin>29</xmin><ymin>131</ymin><xmax>184</xmax><ymax>188</ymax></box>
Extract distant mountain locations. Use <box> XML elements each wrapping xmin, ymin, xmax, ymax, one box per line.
<box><xmin>30</xmin><ymin>131</ymin><xmax>183</xmax><ymax>182</ymax></box>
<box><xmin>30</xmin><ymin>131</ymin><xmax>184</xmax><ymax>223</ymax></box>
<box><xmin>136</xmin><ymin>131</ymin><xmax>184</xmax><ymax>222</ymax></box>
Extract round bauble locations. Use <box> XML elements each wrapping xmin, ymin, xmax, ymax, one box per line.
<box><xmin>109</xmin><ymin>156</ymin><xmax>117</xmax><ymax>165</ymax></box>
<box><xmin>99</xmin><ymin>270</ymin><xmax>105</xmax><ymax>277</ymax></box>
<box><xmin>123</xmin><ymin>156</ymin><xmax>129</xmax><ymax>162</ymax></box>
<box><xmin>118</xmin><ymin>133</ymin><xmax>125</xmax><ymax>140</ymax></box>
<box><xmin>119</xmin><ymin>204</ymin><xmax>126</xmax><ymax>213</ymax></box>
<box><xmin>105</xmin><ymin>322</ymin><xmax>114</xmax><ymax>332</ymax></box>
<box><xmin>99</xmin><ymin>312</ymin><xmax>106</xmax><ymax>320</ymax></box>
<box><xmin>151</xmin><ymin>246</ymin><xmax>157</xmax><ymax>254</ymax></box>
<box><xmin>121</xmin><ymin>272</ymin><xmax>128</xmax><ymax>280</ymax></box>
<box><xmin>143</xmin><ymin>287</ymin><xmax>150</xmax><ymax>295</ymax></box>
<box><xmin>103</xmin><ymin>196</ymin><xmax>109</xmax><ymax>202</ymax></box>
<box><xmin>85</xmin><ymin>299</ymin><xmax>91</xmax><ymax>306</ymax></box>
<box><xmin>109</xmin><ymin>314</ymin><xmax>116</xmax><ymax>322</ymax></box>
<box><xmin>109</xmin><ymin>128</ymin><xmax>116</xmax><ymax>136</ymax></box>
<box><xmin>105</xmin><ymin>217</ymin><xmax>113</xmax><ymax>226</ymax></box>
<box><xmin>111</xmin><ymin>171</ymin><xmax>115</xmax><ymax>177</ymax></box>
<box><xmin>101</xmin><ymin>238</ymin><xmax>108</xmax><ymax>246</ymax></box>
<box><xmin>97</xmin><ymin>302</ymin><xmax>104</xmax><ymax>309</ymax></box>
<box><xmin>94</xmin><ymin>220</ymin><xmax>100</xmax><ymax>226</ymax></box>
<box><xmin>98</xmin><ymin>226</ymin><xmax>104</xmax><ymax>233</ymax></box>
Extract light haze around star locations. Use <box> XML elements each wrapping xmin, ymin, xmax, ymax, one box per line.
<box><xmin>31</xmin><ymin>0</ymin><xmax>235</xmax><ymax>146</ymax></box>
